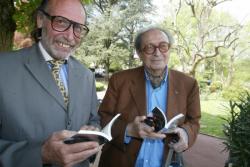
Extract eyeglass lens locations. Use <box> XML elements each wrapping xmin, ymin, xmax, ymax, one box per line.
<box><xmin>40</xmin><ymin>10</ymin><xmax>89</xmax><ymax>38</ymax></box>
<box><xmin>52</xmin><ymin>16</ymin><xmax>88</xmax><ymax>38</ymax></box>
<box><xmin>143</xmin><ymin>42</ymin><xmax>169</xmax><ymax>54</ymax></box>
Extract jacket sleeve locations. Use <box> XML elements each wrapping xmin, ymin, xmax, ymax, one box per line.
<box><xmin>98</xmin><ymin>74</ymin><xmax>129</xmax><ymax>151</ymax></box>
<box><xmin>87</xmin><ymin>72</ymin><xmax>100</xmax><ymax>128</ymax></box>
<box><xmin>180</xmin><ymin>79</ymin><xmax>201</xmax><ymax>148</ymax></box>
<box><xmin>0</xmin><ymin>139</ymin><xmax>44</xmax><ymax>167</ymax></box>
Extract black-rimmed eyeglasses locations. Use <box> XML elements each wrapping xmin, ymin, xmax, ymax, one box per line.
<box><xmin>142</xmin><ymin>42</ymin><xmax>170</xmax><ymax>54</ymax></box>
<box><xmin>39</xmin><ymin>10</ymin><xmax>89</xmax><ymax>39</ymax></box>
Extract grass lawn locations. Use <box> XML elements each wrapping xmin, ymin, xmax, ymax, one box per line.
<box><xmin>200</xmin><ymin>99</ymin><xmax>230</xmax><ymax>138</ymax></box>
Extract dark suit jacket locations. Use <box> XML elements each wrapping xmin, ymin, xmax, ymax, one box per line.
<box><xmin>98</xmin><ymin>66</ymin><xmax>201</xmax><ymax>167</ymax></box>
<box><xmin>0</xmin><ymin>44</ymin><xmax>99</xmax><ymax>167</ymax></box>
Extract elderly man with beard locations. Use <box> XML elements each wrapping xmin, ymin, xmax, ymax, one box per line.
<box><xmin>0</xmin><ymin>0</ymin><xmax>100</xmax><ymax>166</ymax></box>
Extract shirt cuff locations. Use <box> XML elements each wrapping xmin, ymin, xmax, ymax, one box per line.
<box><xmin>124</xmin><ymin>127</ymin><xmax>132</xmax><ymax>144</ymax></box>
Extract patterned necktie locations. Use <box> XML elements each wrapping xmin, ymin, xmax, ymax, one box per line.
<box><xmin>48</xmin><ymin>60</ymin><xmax>69</xmax><ymax>107</ymax></box>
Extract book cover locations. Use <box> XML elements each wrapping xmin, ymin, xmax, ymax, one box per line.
<box><xmin>64</xmin><ymin>113</ymin><xmax>121</xmax><ymax>144</ymax></box>
<box><xmin>144</xmin><ymin>107</ymin><xmax>184</xmax><ymax>133</ymax></box>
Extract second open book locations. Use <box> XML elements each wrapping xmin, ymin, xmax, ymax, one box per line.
<box><xmin>144</xmin><ymin>107</ymin><xmax>184</xmax><ymax>132</ymax></box>
<box><xmin>64</xmin><ymin>114</ymin><xmax>121</xmax><ymax>145</ymax></box>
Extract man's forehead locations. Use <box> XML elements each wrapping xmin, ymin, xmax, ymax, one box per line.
<box><xmin>47</xmin><ymin>0</ymin><xmax>86</xmax><ymax>24</ymax></box>
<box><xmin>142</xmin><ymin>29</ymin><xmax>169</xmax><ymax>44</ymax></box>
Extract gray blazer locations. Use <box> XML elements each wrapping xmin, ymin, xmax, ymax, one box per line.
<box><xmin>0</xmin><ymin>44</ymin><xmax>99</xmax><ymax>167</ymax></box>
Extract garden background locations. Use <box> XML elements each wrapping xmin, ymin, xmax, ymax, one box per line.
<box><xmin>1</xmin><ymin>0</ymin><xmax>250</xmax><ymax>139</ymax></box>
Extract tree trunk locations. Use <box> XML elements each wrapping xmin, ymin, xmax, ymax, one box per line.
<box><xmin>128</xmin><ymin>27</ymin><xmax>135</xmax><ymax>68</ymax></box>
<box><xmin>0</xmin><ymin>0</ymin><xmax>16</xmax><ymax>52</ymax></box>
<box><xmin>104</xmin><ymin>57</ymin><xmax>110</xmax><ymax>80</ymax></box>
<box><xmin>128</xmin><ymin>40</ymin><xmax>134</xmax><ymax>68</ymax></box>
<box><xmin>227</xmin><ymin>52</ymin><xmax>235</xmax><ymax>86</ymax></box>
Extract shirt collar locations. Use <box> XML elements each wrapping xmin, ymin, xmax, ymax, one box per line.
<box><xmin>144</xmin><ymin>67</ymin><xmax>168</xmax><ymax>83</ymax></box>
<box><xmin>38</xmin><ymin>42</ymin><xmax>68</xmax><ymax>62</ymax></box>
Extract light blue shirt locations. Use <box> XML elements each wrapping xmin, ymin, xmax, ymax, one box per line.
<box><xmin>134</xmin><ymin>69</ymin><xmax>168</xmax><ymax>167</ymax></box>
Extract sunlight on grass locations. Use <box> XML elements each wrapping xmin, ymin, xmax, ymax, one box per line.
<box><xmin>200</xmin><ymin>100</ymin><xmax>230</xmax><ymax>138</ymax></box>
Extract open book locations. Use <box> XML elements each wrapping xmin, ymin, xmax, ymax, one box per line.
<box><xmin>144</xmin><ymin>107</ymin><xmax>184</xmax><ymax>133</ymax></box>
<box><xmin>64</xmin><ymin>114</ymin><xmax>121</xmax><ymax>145</ymax></box>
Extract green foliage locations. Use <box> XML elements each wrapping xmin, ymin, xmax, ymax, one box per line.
<box><xmin>209</xmin><ymin>81</ymin><xmax>223</xmax><ymax>93</ymax></box>
<box><xmin>234</xmin><ymin>58</ymin><xmax>250</xmax><ymax>83</ymax></box>
<box><xmin>200</xmin><ymin>112</ymin><xmax>226</xmax><ymax>137</ymax></box>
<box><xmin>222</xmin><ymin>83</ymin><xmax>249</xmax><ymax>101</ymax></box>
<box><xmin>83</xmin><ymin>0</ymin><xmax>93</xmax><ymax>4</ymax></box>
<box><xmin>200</xmin><ymin>100</ymin><xmax>228</xmax><ymax>137</ymax></box>
<box><xmin>222</xmin><ymin>93</ymin><xmax>250</xmax><ymax>167</ymax></box>
<box><xmin>168</xmin><ymin>52</ymin><xmax>181</xmax><ymax>69</ymax></box>
<box><xmin>161</xmin><ymin>0</ymin><xmax>244</xmax><ymax>80</ymax></box>
<box><xmin>96</xmin><ymin>81</ymin><xmax>105</xmax><ymax>92</ymax></box>
<box><xmin>77</xmin><ymin>0</ymin><xmax>153</xmax><ymax>72</ymax></box>
<box><xmin>196</xmin><ymin>71</ymin><xmax>212</xmax><ymax>93</ymax></box>
<box><xmin>13</xmin><ymin>0</ymin><xmax>41</xmax><ymax>35</ymax></box>
<box><xmin>109</xmin><ymin>61</ymin><xmax>123</xmax><ymax>73</ymax></box>
<box><xmin>222</xmin><ymin>58</ymin><xmax>250</xmax><ymax>100</ymax></box>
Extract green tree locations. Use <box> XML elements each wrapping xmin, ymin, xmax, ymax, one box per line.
<box><xmin>0</xmin><ymin>0</ymin><xmax>16</xmax><ymax>51</ymax></box>
<box><xmin>162</xmin><ymin>0</ymin><xmax>242</xmax><ymax>78</ymax></box>
<box><xmin>77</xmin><ymin>0</ymin><xmax>154</xmax><ymax>76</ymax></box>
<box><xmin>117</xmin><ymin>0</ymin><xmax>153</xmax><ymax>68</ymax></box>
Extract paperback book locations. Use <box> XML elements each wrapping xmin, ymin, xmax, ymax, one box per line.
<box><xmin>64</xmin><ymin>113</ymin><xmax>121</xmax><ymax>144</ymax></box>
<box><xmin>144</xmin><ymin>107</ymin><xmax>184</xmax><ymax>132</ymax></box>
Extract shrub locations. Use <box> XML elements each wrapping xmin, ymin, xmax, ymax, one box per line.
<box><xmin>223</xmin><ymin>92</ymin><xmax>250</xmax><ymax>167</ymax></box>
<box><xmin>209</xmin><ymin>81</ymin><xmax>222</xmax><ymax>93</ymax></box>
<box><xmin>96</xmin><ymin>81</ymin><xmax>106</xmax><ymax>92</ymax></box>
<box><xmin>222</xmin><ymin>83</ymin><xmax>249</xmax><ymax>101</ymax></box>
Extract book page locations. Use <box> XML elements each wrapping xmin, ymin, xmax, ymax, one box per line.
<box><xmin>161</xmin><ymin>113</ymin><xmax>184</xmax><ymax>133</ymax></box>
<box><xmin>76</xmin><ymin>130</ymin><xmax>110</xmax><ymax>140</ymax></box>
<box><xmin>101</xmin><ymin>113</ymin><xmax>121</xmax><ymax>138</ymax></box>
<box><xmin>64</xmin><ymin>113</ymin><xmax>121</xmax><ymax>144</ymax></box>
<box><xmin>150</xmin><ymin>107</ymin><xmax>167</xmax><ymax>132</ymax></box>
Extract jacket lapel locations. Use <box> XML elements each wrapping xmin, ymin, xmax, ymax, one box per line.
<box><xmin>167</xmin><ymin>70</ymin><xmax>179</xmax><ymax>120</ymax></box>
<box><xmin>24</xmin><ymin>45</ymin><xmax>66</xmax><ymax>110</ymax></box>
<box><xmin>66</xmin><ymin>59</ymin><xmax>83</xmax><ymax>116</ymax></box>
<box><xmin>130</xmin><ymin>67</ymin><xmax>147</xmax><ymax>116</ymax></box>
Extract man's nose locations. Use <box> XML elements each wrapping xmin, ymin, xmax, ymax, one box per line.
<box><xmin>154</xmin><ymin>47</ymin><xmax>161</xmax><ymax>56</ymax></box>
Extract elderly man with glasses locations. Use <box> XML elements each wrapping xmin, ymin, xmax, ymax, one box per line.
<box><xmin>98</xmin><ymin>27</ymin><xmax>201</xmax><ymax>167</ymax></box>
<box><xmin>0</xmin><ymin>0</ymin><xmax>100</xmax><ymax>167</ymax></box>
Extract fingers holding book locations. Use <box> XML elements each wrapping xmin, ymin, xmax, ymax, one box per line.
<box><xmin>80</xmin><ymin>125</ymin><xmax>100</xmax><ymax>131</ymax></box>
<box><xmin>126</xmin><ymin>116</ymin><xmax>166</xmax><ymax>139</ymax></box>
<box><xmin>167</xmin><ymin>127</ymin><xmax>189</xmax><ymax>153</ymax></box>
<box><xmin>42</xmin><ymin>130</ymin><xmax>99</xmax><ymax>166</ymax></box>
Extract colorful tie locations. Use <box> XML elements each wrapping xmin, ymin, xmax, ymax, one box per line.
<box><xmin>49</xmin><ymin>60</ymin><xmax>68</xmax><ymax>107</ymax></box>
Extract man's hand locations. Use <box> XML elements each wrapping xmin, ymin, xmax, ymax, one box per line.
<box><xmin>167</xmin><ymin>127</ymin><xmax>188</xmax><ymax>152</ymax></box>
<box><xmin>80</xmin><ymin>125</ymin><xmax>100</xmax><ymax>131</ymax></box>
<box><xmin>126</xmin><ymin>116</ymin><xmax>166</xmax><ymax>139</ymax></box>
<box><xmin>42</xmin><ymin>130</ymin><xmax>100</xmax><ymax>167</ymax></box>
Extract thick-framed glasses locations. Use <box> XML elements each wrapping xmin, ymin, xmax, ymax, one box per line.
<box><xmin>39</xmin><ymin>10</ymin><xmax>89</xmax><ymax>39</ymax></box>
<box><xmin>142</xmin><ymin>42</ymin><xmax>170</xmax><ymax>54</ymax></box>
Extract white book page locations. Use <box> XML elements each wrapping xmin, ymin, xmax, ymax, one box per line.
<box><xmin>101</xmin><ymin>113</ymin><xmax>121</xmax><ymax>140</ymax></box>
<box><xmin>161</xmin><ymin>113</ymin><xmax>184</xmax><ymax>133</ymax></box>
<box><xmin>156</xmin><ymin>107</ymin><xmax>167</xmax><ymax>127</ymax></box>
<box><xmin>77</xmin><ymin>130</ymin><xmax>111</xmax><ymax>141</ymax></box>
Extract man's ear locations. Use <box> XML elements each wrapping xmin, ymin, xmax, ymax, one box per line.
<box><xmin>36</xmin><ymin>12</ymin><xmax>43</xmax><ymax>28</ymax></box>
<box><xmin>136</xmin><ymin>50</ymin><xmax>143</xmax><ymax>60</ymax></box>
